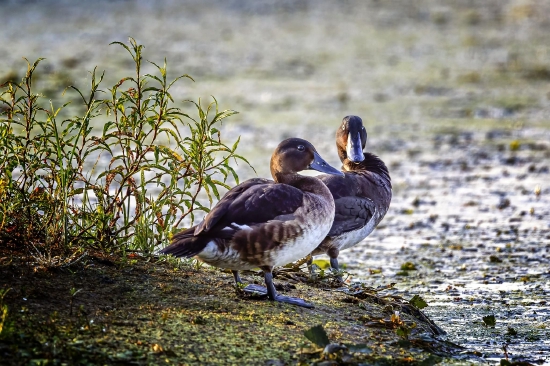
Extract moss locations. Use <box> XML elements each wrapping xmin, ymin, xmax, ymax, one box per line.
<box><xmin>0</xmin><ymin>254</ymin><xmax>462</xmax><ymax>365</ymax></box>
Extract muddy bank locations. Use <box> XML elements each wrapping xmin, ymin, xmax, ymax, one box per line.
<box><xmin>1</xmin><ymin>255</ymin><xmax>463</xmax><ymax>365</ymax></box>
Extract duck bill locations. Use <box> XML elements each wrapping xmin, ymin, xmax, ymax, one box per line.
<box><xmin>309</xmin><ymin>151</ymin><xmax>344</xmax><ymax>176</ymax></box>
<box><xmin>346</xmin><ymin>131</ymin><xmax>364</xmax><ymax>163</ymax></box>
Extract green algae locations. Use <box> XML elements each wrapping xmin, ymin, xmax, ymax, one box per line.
<box><xmin>0</xmin><ymin>256</ymin><xmax>461</xmax><ymax>365</ymax></box>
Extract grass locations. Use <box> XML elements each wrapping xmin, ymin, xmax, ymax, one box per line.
<box><xmin>0</xmin><ymin>38</ymin><xmax>250</xmax><ymax>265</ymax></box>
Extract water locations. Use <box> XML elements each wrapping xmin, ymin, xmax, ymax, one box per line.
<box><xmin>338</xmin><ymin>128</ymin><xmax>550</xmax><ymax>364</ymax></box>
<box><xmin>2</xmin><ymin>1</ymin><xmax>550</xmax><ymax>363</ymax></box>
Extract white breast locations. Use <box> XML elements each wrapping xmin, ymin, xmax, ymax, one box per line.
<box><xmin>270</xmin><ymin>194</ymin><xmax>335</xmax><ymax>267</ymax></box>
<box><xmin>334</xmin><ymin>208</ymin><xmax>380</xmax><ymax>251</ymax></box>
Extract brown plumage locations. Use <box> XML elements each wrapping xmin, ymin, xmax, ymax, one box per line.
<box><xmin>311</xmin><ymin>115</ymin><xmax>392</xmax><ymax>271</ymax></box>
<box><xmin>160</xmin><ymin>137</ymin><xmax>343</xmax><ymax>308</ymax></box>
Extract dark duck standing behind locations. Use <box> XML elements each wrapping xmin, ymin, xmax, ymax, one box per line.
<box><xmin>160</xmin><ymin>138</ymin><xmax>343</xmax><ymax>308</ymax></box>
<box><xmin>311</xmin><ymin>115</ymin><xmax>392</xmax><ymax>272</ymax></box>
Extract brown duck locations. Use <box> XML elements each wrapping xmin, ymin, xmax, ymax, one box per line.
<box><xmin>311</xmin><ymin>115</ymin><xmax>392</xmax><ymax>271</ymax></box>
<box><xmin>160</xmin><ymin>137</ymin><xmax>343</xmax><ymax>308</ymax></box>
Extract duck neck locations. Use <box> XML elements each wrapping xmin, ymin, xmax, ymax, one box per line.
<box><xmin>342</xmin><ymin>152</ymin><xmax>391</xmax><ymax>186</ymax></box>
<box><xmin>274</xmin><ymin>172</ymin><xmax>331</xmax><ymax>196</ymax></box>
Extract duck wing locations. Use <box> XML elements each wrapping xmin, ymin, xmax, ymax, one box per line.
<box><xmin>318</xmin><ymin>171</ymin><xmax>381</xmax><ymax>237</ymax></box>
<box><xmin>194</xmin><ymin>178</ymin><xmax>271</xmax><ymax>235</ymax></box>
<box><xmin>197</xmin><ymin>178</ymin><xmax>304</xmax><ymax>235</ymax></box>
<box><xmin>162</xmin><ymin>178</ymin><xmax>304</xmax><ymax>258</ymax></box>
<box><xmin>328</xmin><ymin>196</ymin><xmax>377</xmax><ymax>237</ymax></box>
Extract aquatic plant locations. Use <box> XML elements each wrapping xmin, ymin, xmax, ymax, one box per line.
<box><xmin>0</xmin><ymin>38</ymin><xmax>249</xmax><ymax>265</ymax></box>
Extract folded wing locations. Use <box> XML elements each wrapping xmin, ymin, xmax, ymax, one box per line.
<box><xmin>328</xmin><ymin>196</ymin><xmax>377</xmax><ymax>237</ymax></box>
<box><xmin>161</xmin><ymin>178</ymin><xmax>304</xmax><ymax>257</ymax></box>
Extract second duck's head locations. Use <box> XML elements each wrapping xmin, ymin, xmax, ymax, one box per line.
<box><xmin>270</xmin><ymin>138</ymin><xmax>343</xmax><ymax>181</ymax></box>
<box><xmin>336</xmin><ymin>115</ymin><xmax>367</xmax><ymax>164</ymax></box>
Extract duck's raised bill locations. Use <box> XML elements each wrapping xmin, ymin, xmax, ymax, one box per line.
<box><xmin>347</xmin><ymin>131</ymin><xmax>365</xmax><ymax>163</ymax></box>
<box><xmin>308</xmin><ymin>151</ymin><xmax>344</xmax><ymax>176</ymax></box>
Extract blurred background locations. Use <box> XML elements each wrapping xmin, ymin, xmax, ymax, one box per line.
<box><xmin>2</xmin><ymin>0</ymin><xmax>549</xmax><ymax>359</ymax></box>
<box><xmin>2</xmin><ymin>0</ymin><xmax>550</xmax><ymax>176</ymax></box>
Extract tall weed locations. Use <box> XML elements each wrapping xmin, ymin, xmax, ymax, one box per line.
<box><xmin>0</xmin><ymin>38</ymin><xmax>250</xmax><ymax>265</ymax></box>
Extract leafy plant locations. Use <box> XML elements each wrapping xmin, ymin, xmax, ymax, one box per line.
<box><xmin>0</xmin><ymin>38</ymin><xmax>250</xmax><ymax>264</ymax></box>
<box><xmin>409</xmin><ymin>294</ymin><xmax>428</xmax><ymax>309</ymax></box>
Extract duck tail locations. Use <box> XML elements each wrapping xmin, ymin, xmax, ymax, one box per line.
<box><xmin>159</xmin><ymin>227</ymin><xmax>210</xmax><ymax>258</ymax></box>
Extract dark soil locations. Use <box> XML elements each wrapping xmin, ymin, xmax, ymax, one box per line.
<box><xmin>1</xmin><ymin>253</ymin><xmax>463</xmax><ymax>365</ymax></box>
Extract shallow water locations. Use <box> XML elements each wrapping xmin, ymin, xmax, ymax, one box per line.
<box><xmin>2</xmin><ymin>1</ymin><xmax>550</xmax><ymax>363</ymax></box>
<box><xmin>339</xmin><ymin>128</ymin><xmax>550</xmax><ymax>363</ymax></box>
<box><xmin>341</xmin><ymin>127</ymin><xmax>550</xmax><ymax>363</ymax></box>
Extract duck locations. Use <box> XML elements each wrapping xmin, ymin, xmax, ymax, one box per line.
<box><xmin>160</xmin><ymin>137</ymin><xmax>343</xmax><ymax>308</ymax></box>
<box><xmin>311</xmin><ymin>115</ymin><xmax>392</xmax><ymax>272</ymax></box>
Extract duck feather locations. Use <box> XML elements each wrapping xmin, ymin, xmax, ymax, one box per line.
<box><xmin>165</xmin><ymin>177</ymin><xmax>308</xmax><ymax>264</ymax></box>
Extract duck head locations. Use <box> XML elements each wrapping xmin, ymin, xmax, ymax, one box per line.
<box><xmin>270</xmin><ymin>138</ymin><xmax>343</xmax><ymax>182</ymax></box>
<box><xmin>336</xmin><ymin>115</ymin><xmax>367</xmax><ymax>163</ymax></box>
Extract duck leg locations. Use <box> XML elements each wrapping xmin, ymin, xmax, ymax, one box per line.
<box><xmin>263</xmin><ymin>267</ymin><xmax>314</xmax><ymax>308</ymax></box>
<box><xmin>329</xmin><ymin>257</ymin><xmax>339</xmax><ymax>271</ymax></box>
<box><xmin>329</xmin><ymin>255</ymin><xmax>346</xmax><ymax>284</ymax></box>
<box><xmin>240</xmin><ymin>269</ymin><xmax>268</xmax><ymax>295</ymax></box>
<box><xmin>327</xmin><ymin>248</ymin><xmax>345</xmax><ymax>283</ymax></box>
<box><xmin>232</xmin><ymin>270</ymin><xmax>243</xmax><ymax>284</ymax></box>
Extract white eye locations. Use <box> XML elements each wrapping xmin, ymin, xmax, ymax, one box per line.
<box><xmin>342</xmin><ymin>125</ymin><xmax>346</xmax><ymax>130</ymax></box>
<box><xmin>297</xmin><ymin>145</ymin><xmax>305</xmax><ymax>151</ymax></box>
<box><xmin>362</xmin><ymin>126</ymin><xmax>365</xmax><ymax>130</ymax></box>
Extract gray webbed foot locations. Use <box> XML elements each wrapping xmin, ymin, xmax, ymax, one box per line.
<box><xmin>273</xmin><ymin>294</ymin><xmax>315</xmax><ymax>308</ymax></box>
<box><xmin>243</xmin><ymin>284</ymin><xmax>268</xmax><ymax>296</ymax></box>
<box><xmin>263</xmin><ymin>268</ymin><xmax>314</xmax><ymax>308</ymax></box>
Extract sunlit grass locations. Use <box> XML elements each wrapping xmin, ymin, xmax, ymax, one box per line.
<box><xmin>0</xmin><ymin>38</ymin><xmax>250</xmax><ymax>265</ymax></box>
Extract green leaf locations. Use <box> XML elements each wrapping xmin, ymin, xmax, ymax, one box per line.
<box><xmin>213</xmin><ymin>109</ymin><xmax>239</xmax><ymax>122</ymax></box>
<box><xmin>209</xmin><ymin>179</ymin><xmax>230</xmax><ymax>190</ymax></box>
<box><xmin>68</xmin><ymin>188</ymin><xmax>84</xmax><ymax>197</ymax></box>
<box><xmin>304</xmin><ymin>325</ymin><xmax>330</xmax><ymax>348</ymax></box>
<box><xmin>400</xmin><ymin>262</ymin><xmax>417</xmax><ymax>270</ymax></box>
<box><xmin>225</xmin><ymin>166</ymin><xmax>240</xmax><ymax>184</ymax></box>
<box><xmin>409</xmin><ymin>295</ymin><xmax>428</xmax><ymax>309</ymax></box>
<box><xmin>482</xmin><ymin>315</ymin><xmax>496</xmax><ymax>327</ymax></box>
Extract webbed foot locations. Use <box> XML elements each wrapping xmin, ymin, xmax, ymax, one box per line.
<box><xmin>273</xmin><ymin>294</ymin><xmax>315</xmax><ymax>308</ymax></box>
<box><xmin>243</xmin><ymin>284</ymin><xmax>268</xmax><ymax>296</ymax></box>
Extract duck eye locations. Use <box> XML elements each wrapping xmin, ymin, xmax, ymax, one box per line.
<box><xmin>297</xmin><ymin>145</ymin><xmax>305</xmax><ymax>151</ymax></box>
<box><xmin>342</xmin><ymin>125</ymin><xmax>346</xmax><ymax>130</ymax></box>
